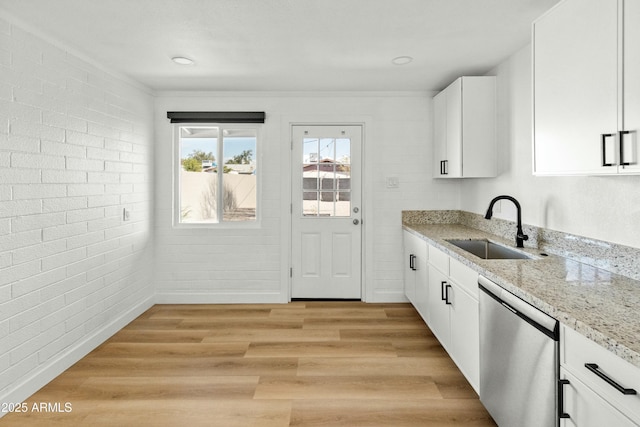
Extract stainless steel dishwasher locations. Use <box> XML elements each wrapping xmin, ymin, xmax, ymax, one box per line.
<box><xmin>479</xmin><ymin>275</ymin><xmax>560</xmax><ymax>427</ymax></box>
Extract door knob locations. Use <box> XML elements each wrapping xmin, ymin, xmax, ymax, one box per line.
<box><xmin>353</xmin><ymin>219</ymin><xmax>360</xmax><ymax>225</ymax></box>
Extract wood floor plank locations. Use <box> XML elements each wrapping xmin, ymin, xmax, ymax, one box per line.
<box><xmin>150</xmin><ymin>307</ymin><xmax>273</xmax><ymax>319</ymax></box>
<box><xmin>123</xmin><ymin>318</ymin><xmax>183</xmax><ymax>329</ymax></box>
<box><xmin>245</xmin><ymin>341</ymin><xmax>398</xmax><ymax>358</ymax></box>
<box><xmin>302</xmin><ymin>317</ymin><xmax>427</xmax><ymax>330</ymax></box>
<box><xmin>63</xmin><ymin>357</ymin><xmax>299</xmax><ymax>377</ymax></box>
<box><xmin>392</xmin><ymin>338</ymin><xmax>454</xmax><ymax>357</ymax></box>
<box><xmin>202</xmin><ymin>328</ymin><xmax>340</xmax><ymax>343</ymax></box>
<box><xmin>254</xmin><ymin>375</ymin><xmax>442</xmax><ymax>400</ymax></box>
<box><xmin>290</xmin><ymin>399</ymin><xmax>497</xmax><ymax>427</ymax></box>
<box><xmin>67</xmin><ymin>376</ymin><xmax>259</xmax><ymax>400</ymax></box>
<box><xmin>82</xmin><ymin>400</ymin><xmax>293</xmax><ymax>427</ymax></box>
<box><xmin>383</xmin><ymin>307</ymin><xmax>424</xmax><ymax>318</ymax></box>
<box><xmin>0</xmin><ymin>400</ymin><xmax>292</xmax><ymax>427</ymax></box>
<box><xmin>269</xmin><ymin>307</ymin><xmax>388</xmax><ymax>319</ymax></box>
<box><xmin>176</xmin><ymin>319</ymin><xmax>303</xmax><ymax>330</ymax></box>
<box><xmin>296</xmin><ymin>356</ymin><xmax>461</xmax><ymax>377</ymax></box>
<box><xmin>339</xmin><ymin>328</ymin><xmax>433</xmax><ymax>341</ymax></box>
<box><xmin>432</xmin><ymin>372</ymin><xmax>482</xmax><ymax>399</ymax></box>
<box><xmin>90</xmin><ymin>342</ymin><xmax>249</xmax><ymax>358</ymax></box>
<box><xmin>105</xmin><ymin>329</ymin><xmax>210</xmax><ymax>343</ymax></box>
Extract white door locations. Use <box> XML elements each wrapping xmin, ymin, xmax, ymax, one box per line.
<box><xmin>291</xmin><ymin>125</ymin><xmax>362</xmax><ymax>299</ymax></box>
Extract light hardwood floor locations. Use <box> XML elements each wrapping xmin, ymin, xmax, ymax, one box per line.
<box><xmin>1</xmin><ymin>302</ymin><xmax>497</xmax><ymax>426</ymax></box>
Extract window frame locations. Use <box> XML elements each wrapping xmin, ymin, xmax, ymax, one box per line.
<box><xmin>172</xmin><ymin>123</ymin><xmax>262</xmax><ymax>229</ymax></box>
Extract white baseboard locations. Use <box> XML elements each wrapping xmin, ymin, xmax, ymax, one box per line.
<box><xmin>0</xmin><ymin>296</ymin><xmax>154</xmax><ymax>416</ymax></box>
<box><xmin>368</xmin><ymin>290</ymin><xmax>409</xmax><ymax>303</ymax></box>
<box><xmin>155</xmin><ymin>291</ymin><xmax>287</xmax><ymax>304</ymax></box>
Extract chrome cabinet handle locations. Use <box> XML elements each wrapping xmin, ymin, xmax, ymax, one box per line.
<box><xmin>352</xmin><ymin>219</ymin><xmax>359</xmax><ymax>225</ymax></box>
<box><xmin>585</xmin><ymin>363</ymin><xmax>637</xmax><ymax>395</ymax></box>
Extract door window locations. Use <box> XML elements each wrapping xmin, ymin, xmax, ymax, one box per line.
<box><xmin>301</xmin><ymin>136</ymin><xmax>351</xmax><ymax>217</ymax></box>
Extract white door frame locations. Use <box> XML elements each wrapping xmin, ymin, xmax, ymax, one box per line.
<box><xmin>281</xmin><ymin>117</ymin><xmax>370</xmax><ymax>302</ymax></box>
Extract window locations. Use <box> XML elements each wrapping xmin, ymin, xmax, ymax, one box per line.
<box><xmin>302</xmin><ymin>136</ymin><xmax>352</xmax><ymax>217</ymax></box>
<box><xmin>175</xmin><ymin>125</ymin><xmax>258</xmax><ymax>225</ymax></box>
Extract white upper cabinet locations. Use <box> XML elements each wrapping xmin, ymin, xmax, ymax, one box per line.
<box><xmin>433</xmin><ymin>76</ymin><xmax>496</xmax><ymax>178</ymax></box>
<box><xmin>533</xmin><ymin>0</ymin><xmax>640</xmax><ymax>175</ymax></box>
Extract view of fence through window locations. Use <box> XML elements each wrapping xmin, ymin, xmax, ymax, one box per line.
<box><xmin>178</xmin><ymin>126</ymin><xmax>257</xmax><ymax>223</ymax></box>
<box><xmin>302</xmin><ymin>137</ymin><xmax>351</xmax><ymax>217</ymax></box>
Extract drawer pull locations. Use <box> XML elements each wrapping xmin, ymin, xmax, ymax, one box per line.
<box><xmin>585</xmin><ymin>363</ymin><xmax>638</xmax><ymax>395</ymax></box>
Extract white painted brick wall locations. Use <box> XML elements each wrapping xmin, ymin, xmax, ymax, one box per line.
<box><xmin>0</xmin><ymin>17</ymin><xmax>154</xmax><ymax>402</ymax></box>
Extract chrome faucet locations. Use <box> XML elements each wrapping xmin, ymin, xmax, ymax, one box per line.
<box><xmin>485</xmin><ymin>195</ymin><xmax>529</xmax><ymax>248</ymax></box>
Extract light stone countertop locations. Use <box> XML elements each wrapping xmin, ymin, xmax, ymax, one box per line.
<box><xmin>403</xmin><ymin>222</ymin><xmax>640</xmax><ymax>369</ymax></box>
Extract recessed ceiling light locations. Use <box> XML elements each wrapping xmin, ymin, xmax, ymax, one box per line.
<box><xmin>172</xmin><ymin>56</ymin><xmax>194</xmax><ymax>65</ymax></box>
<box><xmin>392</xmin><ymin>56</ymin><xmax>413</xmax><ymax>65</ymax></box>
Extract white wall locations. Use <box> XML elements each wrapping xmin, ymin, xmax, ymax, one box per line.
<box><xmin>154</xmin><ymin>93</ymin><xmax>460</xmax><ymax>303</ymax></box>
<box><xmin>0</xmin><ymin>17</ymin><xmax>155</xmax><ymax>404</ymax></box>
<box><xmin>460</xmin><ymin>44</ymin><xmax>640</xmax><ymax>249</ymax></box>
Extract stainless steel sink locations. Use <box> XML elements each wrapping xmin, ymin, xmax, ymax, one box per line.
<box><xmin>446</xmin><ymin>239</ymin><xmax>532</xmax><ymax>260</ymax></box>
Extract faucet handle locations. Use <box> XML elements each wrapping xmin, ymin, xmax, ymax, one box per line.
<box><xmin>518</xmin><ymin>233</ymin><xmax>529</xmax><ymax>241</ymax></box>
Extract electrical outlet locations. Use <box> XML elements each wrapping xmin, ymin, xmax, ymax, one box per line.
<box><xmin>123</xmin><ymin>208</ymin><xmax>131</xmax><ymax>221</ymax></box>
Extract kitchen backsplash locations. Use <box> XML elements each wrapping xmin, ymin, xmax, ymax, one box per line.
<box><xmin>402</xmin><ymin>210</ymin><xmax>640</xmax><ymax>282</ymax></box>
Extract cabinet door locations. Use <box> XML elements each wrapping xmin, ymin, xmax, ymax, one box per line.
<box><xmin>403</xmin><ymin>231</ymin><xmax>417</xmax><ymax>303</ymax></box>
<box><xmin>449</xmin><ymin>282</ymin><xmax>480</xmax><ymax>393</ymax></box>
<box><xmin>427</xmin><ymin>264</ymin><xmax>450</xmax><ymax>349</ymax></box>
<box><xmin>433</xmin><ymin>90</ymin><xmax>448</xmax><ymax>177</ymax></box>
<box><xmin>622</xmin><ymin>0</ymin><xmax>640</xmax><ymax>173</ymax></box>
<box><xmin>533</xmin><ymin>0</ymin><xmax>618</xmax><ymax>175</ymax></box>
<box><xmin>460</xmin><ymin>77</ymin><xmax>496</xmax><ymax>178</ymax></box>
<box><xmin>414</xmin><ymin>246</ymin><xmax>429</xmax><ymax>322</ymax></box>
<box><xmin>560</xmin><ymin>368</ymin><xmax>636</xmax><ymax>427</ymax></box>
<box><xmin>445</xmin><ymin>79</ymin><xmax>462</xmax><ymax>177</ymax></box>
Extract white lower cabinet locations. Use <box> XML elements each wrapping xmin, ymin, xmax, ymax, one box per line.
<box><xmin>560</xmin><ymin>325</ymin><xmax>640</xmax><ymax>425</ymax></box>
<box><xmin>402</xmin><ymin>231</ymin><xmax>428</xmax><ymax>321</ymax></box>
<box><xmin>560</xmin><ymin>368</ymin><xmax>636</xmax><ymax>427</ymax></box>
<box><xmin>427</xmin><ymin>264</ymin><xmax>450</xmax><ymax>347</ymax></box>
<box><xmin>402</xmin><ymin>235</ymin><xmax>480</xmax><ymax>392</ymax></box>
<box><xmin>425</xmin><ymin>244</ymin><xmax>480</xmax><ymax>393</ymax></box>
<box><xmin>448</xmin><ymin>279</ymin><xmax>480</xmax><ymax>391</ymax></box>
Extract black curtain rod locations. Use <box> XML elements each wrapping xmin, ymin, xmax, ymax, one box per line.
<box><xmin>167</xmin><ymin>111</ymin><xmax>265</xmax><ymax>124</ymax></box>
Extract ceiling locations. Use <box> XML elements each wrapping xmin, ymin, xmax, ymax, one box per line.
<box><xmin>0</xmin><ymin>0</ymin><xmax>558</xmax><ymax>92</ymax></box>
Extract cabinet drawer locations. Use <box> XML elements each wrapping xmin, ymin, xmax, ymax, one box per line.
<box><xmin>428</xmin><ymin>245</ymin><xmax>449</xmax><ymax>274</ymax></box>
<box><xmin>449</xmin><ymin>257</ymin><xmax>478</xmax><ymax>299</ymax></box>
<box><xmin>560</xmin><ymin>368</ymin><xmax>636</xmax><ymax>427</ymax></box>
<box><xmin>562</xmin><ymin>325</ymin><xmax>640</xmax><ymax>424</ymax></box>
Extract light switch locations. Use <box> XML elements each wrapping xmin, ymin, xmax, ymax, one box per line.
<box><xmin>123</xmin><ymin>208</ymin><xmax>131</xmax><ymax>221</ymax></box>
<box><xmin>386</xmin><ymin>176</ymin><xmax>399</xmax><ymax>189</ymax></box>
